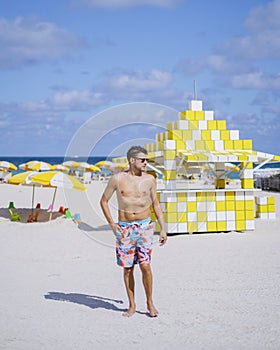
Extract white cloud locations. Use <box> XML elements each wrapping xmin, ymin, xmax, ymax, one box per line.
<box><xmin>107</xmin><ymin>69</ymin><xmax>172</xmax><ymax>91</ymax></box>
<box><xmin>245</xmin><ymin>0</ymin><xmax>280</xmax><ymax>32</ymax></box>
<box><xmin>0</xmin><ymin>17</ymin><xmax>85</xmax><ymax>70</ymax></box>
<box><xmin>206</xmin><ymin>55</ymin><xmax>253</xmax><ymax>75</ymax></box>
<box><xmin>0</xmin><ymin>69</ymin><xmax>176</xmax><ymax>124</ymax></box>
<box><xmin>174</xmin><ymin>58</ymin><xmax>205</xmax><ymax>76</ymax></box>
<box><xmin>176</xmin><ymin>1</ymin><xmax>280</xmax><ymax>91</ymax></box>
<box><xmin>230</xmin><ymin>72</ymin><xmax>280</xmax><ymax>89</ymax></box>
<box><xmin>0</xmin><ymin>67</ymin><xmax>183</xmax><ymax>155</ymax></box>
<box><xmin>219</xmin><ymin>0</ymin><xmax>280</xmax><ymax>60</ymax></box>
<box><xmin>49</xmin><ymin>90</ymin><xmax>106</xmax><ymax>110</ymax></box>
<box><xmin>222</xmin><ymin>31</ymin><xmax>280</xmax><ymax>60</ymax></box>
<box><xmin>76</xmin><ymin>0</ymin><xmax>181</xmax><ymax>8</ymax></box>
<box><xmin>100</xmin><ymin>69</ymin><xmax>186</xmax><ymax>104</ymax></box>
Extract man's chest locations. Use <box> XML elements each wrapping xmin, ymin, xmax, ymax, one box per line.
<box><xmin>118</xmin><ymin>179</ymin><xmax>151</xmax><ymax>198</ymax></box>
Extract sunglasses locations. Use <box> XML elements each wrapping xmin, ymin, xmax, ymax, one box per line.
<box><xmin>136</xmin><ymin>157</ymin><xmax>149</xmax><ymax>163</ymax></box>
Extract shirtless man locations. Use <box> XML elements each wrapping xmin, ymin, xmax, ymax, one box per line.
<box><xmin>100</xmin><ymin>146</ymin><xmax>167</xmax><ymax>317</ymax></box>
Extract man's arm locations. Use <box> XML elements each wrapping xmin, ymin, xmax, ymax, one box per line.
<box><xmin>100</xmin><ymin>175</ymin><xmax>120</xmax><ymax>234</ymax></box>
<box><xmin>150</xmin><ymin>177</ymin><xmax>167</xmax><ymax>246</ymax></box>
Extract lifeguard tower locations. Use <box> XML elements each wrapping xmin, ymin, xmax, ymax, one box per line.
<box><xmin>113</xmin><ymin>97</ymin><xmax>280</xmax><ymax>234</ymax></box>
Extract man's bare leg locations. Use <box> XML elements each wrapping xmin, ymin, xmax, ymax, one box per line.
<box><xmin>123</xmin><ymin>266</ymin><xmax>136</xmax><ymax>317</ymax></box>
<box><xmin>139</xmin><ymin>263</ymin><xmax>159</xmax><ymax>317</ymax></box>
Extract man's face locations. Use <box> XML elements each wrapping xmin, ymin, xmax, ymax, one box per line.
<box><xmin>131</xmin><ymin>152</ymin><xmax>149</xmax><ymax>171</ymax></box>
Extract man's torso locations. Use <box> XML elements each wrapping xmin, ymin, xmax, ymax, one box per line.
<box><xmin>116</xmin><ymin>172</ymin><xmax>153</xmax><ymax>221</ymax></box>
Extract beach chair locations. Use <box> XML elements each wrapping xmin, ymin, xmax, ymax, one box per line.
<box><xmin>81</xmin><ymin>172</ymin><xmax>91</xmax><ymax>184</ymax></box>
<box><xmin>27</xmin><ymin>203</ymin><xmax>41</xmax><ymax>223</ymax></box>
<box><xmin>47</xmin><ymin>204</ymin><xmax>53</xmax><ymax>213</ymax></box>
<box><xmin>73</xmin><ymin>213</ymin><xmax>81</xmax><ymax>224</ymax></box>
<box><xmin>9</xmin><ymin>209</ymin><xmax>21</xmax><ymax>222</ymax></box>
<box><xmin>64</xmin><ymin>209</ymin><xmax>74</xmax><ymax>219</ymax></box>
<box><xmin>8</xmin><ymin>201</ymin><xmax>15</xmax><ymax>209</ymax></box>
<box><xmin>59</xmin><ymin>206</ymin><xmax>66</xmax><ymax>214</ymax></box>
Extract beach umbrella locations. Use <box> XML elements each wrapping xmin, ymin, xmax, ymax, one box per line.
<box><xmin>8</xmin><ymin>171</ymin><xmax>39</xmax><ymax>215</ymax></box>
<box><xmin>30</xmin><ymin>171</ymin><xmax>86</xmax><ymax>220</ymax></box>
<box><xmin>203</xmin><ymin>163</ymin><xmax>239</xmax><ymax>172</ymax></box>
<box><xmin>94</xmin><ymin>160</ymin><xmax>105</xmax><ymax>167</ymax></box>
<box><xmin>31</xmin><ymin>171</ymin><xmax>86</xmax><ymax>190</ymax></box>
<box><xmin>88</xmin><ymin>165</ymin><xmax>101</xmax><ymax>172</ymax></box>
<box><xmin>62</xmin><ymin>160</ymin><xmax>80</xmax><ymax>168</ymax></box>
<box><xmin>95</xmin><ymin>160</ymin><xmax>114</xmax><ymax>168</ymax></box>
<box><xmin>113</xmin><ymin>163</ymin><xmax>128</xmax><ymax>171</ymax></box>
<box><xmin>0</xmin><ymin>161</ymin><xmax>17</xmax><ymax>171</ymax></box>
<box><xmin>52</xmin><ymin>164</ymin><xmax>69</xmax><ymax>172</ymax></box>
<box><xmin>77</xmin><ymin>162</ymin><xmax>101</xmax><ymax>172</ymax></box>
<box><xmin>19</xmin><ymin>161</ymin><xmax>54</xmax><ymax>171</ymax></box>
<box><xmin>225</xmin><ymin>162</ymin><xmax>239</xmax><ymax>172</ymax></box>
<box><xmin>8</xmin><ymin>171</ymin><xmax>38</xmax><ymax>185</ymax></box>
<box><xmin>97</xmin><ymin>160</ymin><xmax>117</xmax><ymax>169</ymax></box>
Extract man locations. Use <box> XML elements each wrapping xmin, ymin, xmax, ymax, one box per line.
<box><xmin>100</xmin><ymin>146</ymin><xmax>167</xmax><ymax>317</ymax></box>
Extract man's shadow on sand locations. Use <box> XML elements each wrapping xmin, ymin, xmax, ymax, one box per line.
<box><xmin>77</xmin><ymin>222</ymin><xmax>110</xmax><ymax>232</ymax></box>
<box><xmin>45</xmin><ymin>292</ymin><xmax>126</xmax><ymax>313</ymax></box>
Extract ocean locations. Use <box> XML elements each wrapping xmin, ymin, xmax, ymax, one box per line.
<box><xmin>1</xmin><ymin>156</ymin><xmax>280</xmax><ymax>177</ymax></box>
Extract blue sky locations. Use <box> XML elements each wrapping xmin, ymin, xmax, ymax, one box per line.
<box><xmin>0</xmin><ymin>0</ymin><xmax>280</xmax><ymax>157</ymax></box>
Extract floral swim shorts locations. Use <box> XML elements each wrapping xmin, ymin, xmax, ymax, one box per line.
<box><xmin>116</xmin><ymin>217</ymin><xmax>154</xmax><ymax>268</ymax></box>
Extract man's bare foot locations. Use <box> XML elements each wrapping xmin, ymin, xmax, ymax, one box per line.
<box><xmin>122</xmin><ymin>305</ymin><xmax>136</xmax><ymax>317</ymax></box>
<box><xmin>147</xmin><ymin>303</ymin><xmax>159</xmax><ymax>317</ymax></box>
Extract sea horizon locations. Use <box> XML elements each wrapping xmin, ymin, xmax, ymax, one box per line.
<box><xmin>2</xmin><ymin>155</ymin><xmax>280</xmax><ymax>168</ymax></box>
<box><xmin>0</xmin><ymin>156</ymin><xmax>113</xmax><ymax>175</ymax></box>
<box><xmin>1</xmin><ymin>155</ymin><xmax>280</xmax><ymax>178</ymax></box>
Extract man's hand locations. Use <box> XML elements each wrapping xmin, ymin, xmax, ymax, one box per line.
<box><xmin>109</xmin><ymin>223</ymin><xmax>123</xmax><ymax>236</ymax></box>
<box><xmin>159</xmin><ymin>230</ymin><xmax>167</xmax><ymax>246</ymax></box>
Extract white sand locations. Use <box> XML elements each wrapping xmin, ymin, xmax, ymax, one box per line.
<box><xmin>0</xmin><ymin>182</ymin><xmax>280</xmax><ymax>350</ymax></box>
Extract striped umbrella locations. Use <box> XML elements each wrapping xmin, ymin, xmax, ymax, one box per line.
<box><xmin>62</xmin><ymin>160</ymin><xmax>81</xmax><ymax>168</ymax></box>
<box><xmin>8</xmin><ymin>171</ymin><xmax>39</xmax><ymax>215</ymax></box>
<box><xmin>19</xmin><ymin>160</ymin><xmax>54</xmax><ymax>171</ymax></box>
<box><xmin>0</xmin><ymin>161</ymin><xmax>17</xmax><ymax>171</ymax></box>
<box><xmin>95</xmin><ymin>160</ymin><xmax>113</xmax><ymax>168</ymax></box>
<box><xmin>225</xmin><ymin>162</ymin><xmax>239</xmax><ymax>172</ymax></box>
<box><xmin>52</xmin><ymin>164</ymin><xmax>70</xmax><ymax>172</ymax></box>
<box><xmin>30</xmin><ymin>171</ymin><xmax>86</xmax><ymax>220</ymax></box>
<box><xmin>113</xmin><ymin>163</ymin><xmax>128</xmax><ymax>171</ymax></box>
<box><xmin>77</xmin><ymin>162</ymin><xmax>101</xmax><ymax>172</ymax></box>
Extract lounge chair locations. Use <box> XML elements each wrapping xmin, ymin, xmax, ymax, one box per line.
<box><xmin>8</xmin><ymin>201</ymin><xmax>15</xmax><ymax>209</ymax></box>
<box><xmin>73</xmin><ymin>213</ymin><xmax>81</xmax><ymax>224</ymax></box>
<box><xmin>9</xmin><ymin>209</ymin><xmax>21</xmax><ymax>222</ymax></box>
<box><xmin>27</xmin><ymin>203</ymin><xmax>41</xmax><ymax>223</ymax></box>
<box><xmin>47</xmin><ymin>204</ymin><xmax>53</xmax><ymax>213</ymax></box>
<box><xmin>59</xmin><ymin>206</ymin><xmax>66</xmax><ymax>214</ymax></box>
<box><xmin>64</xmin><ymin>209</ymin><xmax>74</xmax><ymax>219</ymax></box>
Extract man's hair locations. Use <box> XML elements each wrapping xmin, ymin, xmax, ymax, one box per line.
<box><xmin>127</xmin><ymin>146</ymin><xmax>147</xmax><ymax>161</ymax></box>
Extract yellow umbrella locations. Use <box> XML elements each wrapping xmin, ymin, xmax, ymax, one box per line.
<box><xmin>31</xmin><ymin>171</ymin><xmax>86</xmax><ymax>220</ymax></box>
<box><xmin>114</xmin><ymin>163</ymin><xmax>128</xmax><ymax>171</ymax></box>
<box><xmin>225</xmin><ymin>162</ymin><xmax>239</xmax><ymax>172</ymax></box>
<box><xmin>20</xmin><ymin>160</ymin><xmax>54</xmax><ymax>171</ymax></box>
<box><xmin>77</xmin><ymin>162</ymin><xmax>101</xmax><ymax>172</ymax></box>
<box><xmin>62</xmin><ymin>160</ymin><xmax>80</xmax><ymax>168</ymax></box>
<box><xmin>95</xmin><ymin>160</ymin><xmax>113</xmax><ymax>168</ymax></box>
<box><xmin>203</xmin><ymin>163</ymin><xmax>239</xmax><ymax>172</ymax></box>
<box><xmin>8</xmin><ymin>171</ymin><xmax>38</xmax><ymax>185</ymax></box>
<box><xmin>52</xmin><ymin>164</ymin><xmax>69</xmax><ymax>172</ymax></box>
<box><xmin>88</xmin><ymin>165</ymin><xmax>101</xmax><ymax>172</ymax></box>
<box><xmin>0</xmin><ymin>161</ymin><xmax>17</xmax><ymax>171</ymax></box>
<box><xmin>31</xmin><ymin>171</ymin><xmax>86</xmax><ymax>190</ymax></box>
<box><xmin>8</xmin><ymin>171</ymin><xmax>39</xmax><ymax>215</ymax></box>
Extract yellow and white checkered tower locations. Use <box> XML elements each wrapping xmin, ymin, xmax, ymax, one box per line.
<box><xmin>146</xmin><ymin>99</ymin><xmax>279</xmax><ymax>234</ymax></box>
<box><xmin>113</xmin><ymin>98</ymin><xmax>279</xmax><ymax>234</ymax></box>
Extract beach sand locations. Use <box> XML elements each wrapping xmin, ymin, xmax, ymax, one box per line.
<box><xmin>0</xmin><ymin>182</ymin><xmax>280</xmax><ymax>350</ymax></box>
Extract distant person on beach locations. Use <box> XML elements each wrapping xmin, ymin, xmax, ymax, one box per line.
<box><xmin>100</xmin><ymin>146</ymin><xmax>167</xmax><ymax>317</ymax></box>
